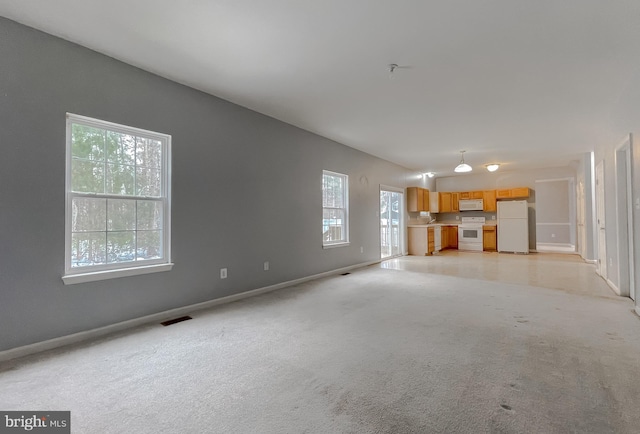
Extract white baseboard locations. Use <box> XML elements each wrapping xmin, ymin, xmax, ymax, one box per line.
<box><xmin>0</xmin><ymin>260</ymin><xmax>380</xmax><ymax>362</ymax></box>
<box><xmin>606</xmin><ymin>278</ymin><xmax>621</xmax><ymax>296</ymax></box>
<box><xmin>583</xmin><ymin>258</ymin><xmax>597</xmax><ymax>265</ymax></box>
<box><xmin>635</xmin><ymin>305</ymin><xmax>640</xmax><ymax>317</ymax></box>
<box><xmin>536</xmin><ymin>243</ymin><xmax>576</xmax><ymax>253</ymax></box>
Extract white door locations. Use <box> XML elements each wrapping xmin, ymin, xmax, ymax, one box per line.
<box><xmin>595</xmin><ymin>161</ymin><xmax>607</xmax><ymax>279</ymax></box>
<box><xmin>380</xmin><ymin>188</ymin><xmax>403</xmax><ymax>259</ymax></box>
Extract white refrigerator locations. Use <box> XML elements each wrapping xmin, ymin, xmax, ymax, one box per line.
<box><xmin>497</xmin><ymin>200</ymin><xmax>529</xmax><ymax>254</ymax></box>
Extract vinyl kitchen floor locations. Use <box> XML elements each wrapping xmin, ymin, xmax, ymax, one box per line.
<box><xmin>381</xmin><ymin>251</ymin><xmax>619</xmax><ymax>299</ymax></box>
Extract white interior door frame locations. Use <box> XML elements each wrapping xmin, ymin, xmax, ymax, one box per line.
<box><xmin>615</xmin><ymin>135</ymin><xmax>635</xmax><ymax>300</ymax></box>
<box><xmin>595</xmin><ymin>161</ymin><xmax>607</xmax><ymax>280</ymax></box>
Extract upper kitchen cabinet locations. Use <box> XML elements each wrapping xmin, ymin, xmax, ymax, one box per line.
<box><xmin>496</xmin><ymin>187</ymin><xmax>530</xmax><ymax>199</ymax></box>
<box><xmin>459</xmin><ymin>190</ymin><xmax>484</xmax><ymax>200</ymax></box>
<box><xmin>407</xmin><ymin>187</ymin><xmax>430</xmax><ymax>212</ymax></box>
<box><xmin>439</xmin><ymin>192</ymin><xmax>453</xmax><ymax>213</ymax></box>
<box><xmin>451</xmin><ymin>192</ymin><xmax>459</xmax><ymax>212</ymax></box>
<box><xmin>429</xmin><ymin>192</ymin><xmax>453</xmax><ymax>213</ymax></box>
<box><xmin>483</xmin><ymin>190</ymin><xmax>497</xmax><ymax>212</ymax></box>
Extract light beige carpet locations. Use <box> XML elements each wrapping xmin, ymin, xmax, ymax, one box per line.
<box><xmin>2</xmin><ymin>255</ymin><xmax>640</xmax><ymax>433</ymax></box>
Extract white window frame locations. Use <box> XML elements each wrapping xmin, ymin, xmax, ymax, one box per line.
<box><xmin>62</xmin><ymin>114</ymin><xmax>173</xmax><ymax>284</ymax></box>
<box><xmin>322</xmin><ymin>170</ymin><xmax>349</xmax><ymax>248</ymax></box>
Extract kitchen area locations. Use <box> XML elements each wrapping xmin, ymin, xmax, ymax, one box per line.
<box><xmin>406</xmin><ymin>187</ymin><xmax>530</xmax><ymax>256</ymax></box>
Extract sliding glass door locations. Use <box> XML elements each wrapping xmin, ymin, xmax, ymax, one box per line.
<box><xmin>380</xmin><ymin>188</ymin><xmax>403</xmax><ymax>259</ymax></box>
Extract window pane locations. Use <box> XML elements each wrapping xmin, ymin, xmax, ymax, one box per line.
<box><xmin>322</xmin><ymin>174</ymin><xmax>344</xmax><ymax>208</ymax></box>
<box><xmin>72</xmin><ymin>198</ymin><xmax>106</xmax><ymax>232</ymax></box>
<box><xmin>71</xmin><ymin>232</ymin><xmax>106</xmax><ymax>267</ymax></box>
<box><xmin>136</xmin><ymin>137</ymin><xmax>162</xmax><ymax>168</ymax></box>
<box><xmin>107</xmin><ymin>231</ymin><xmax>136</xmax><ymax>263</ymax></box>
<box><xmin>71</xmin><ymin>160</ymin><xmax>105</xmax><ymax>193</ymax></box>
<box><xmin>67</xmin><ymin>115</ymin><xmax>170</xmax><ymax>275</ymax></box>
<box><xmin>137</xmin><ymin>230</ymin><xmax>162</xmax><ymax>260</ymax></box>
<box><xmin>136</xmin><ymin>167</ymin><xmax>161</xmax><ymax>196</ymax></box>
<box><xmin>107</xmin><ymin>199</ymin><xmax>136</xmax><ymax>231</ymax></box>
<box><xmin>137</xmin><ymin>200</ymin><xmax>163</xmax><ymax>230</ymax></box>
<box><xmin>106</xmin><ymin>131</ymin><xmax>136</xmax><ymax>166</ymax></box>
<box><xmin>106</xmin><ymin>163</ymin><xmax>135</xmax><ymax>195</ymax></box>
<box><xmin>72</xmin><ymin>124</ymin><xmax>105</xmax><ymax>161</ymax></box>
<box><xmin>323</xmin><ymin>208</ymin><xmax>345</xmax><ymax>242</ymax></box>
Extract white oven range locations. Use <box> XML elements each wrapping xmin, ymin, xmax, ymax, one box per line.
<box><xmin>458</xmin><ymin>217</ymin><xmax>485</xmax><ymax>252</ymax></box>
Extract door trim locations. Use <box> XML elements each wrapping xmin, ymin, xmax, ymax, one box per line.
<box><xmin>379</xmin><ymin>185</ymin><xmax>405</xmax><ymax>259</ymax></box>
<box><xmin>615</xmin><ymin>135</ymin><xmax>635</xmax><ymax>299</ymax></box>
<box><xmin>595</xmin><ymin>161</ymin><xmax>607</xmax><ymax>279</ymax></box>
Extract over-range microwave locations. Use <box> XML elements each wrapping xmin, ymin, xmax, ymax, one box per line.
<box><xmin>459</xmin><ymin>199</ymin><xmax>484</xmax><ymax>211</ymax></box>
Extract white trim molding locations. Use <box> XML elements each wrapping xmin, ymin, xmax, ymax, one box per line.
<box><xmin>535</xmin><ymin>243</ymin><xmax>576</xmax><ymax>253</ymax></box>
<box><xmin>606</xmin><ymin>278</ymin><xmax>621</xmax><ymax>296</ymax></box>
<box><xmin>62</xmin><ymin>263</ymin><xmax>174</xmax><ymax>285</ymax></box>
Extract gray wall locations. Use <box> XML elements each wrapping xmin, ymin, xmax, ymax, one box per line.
<box><xmin>535</xmin><ymin>179</ymin><xmax>573</xmax><ymax>246</ymax></box>
<box><xmin>0</xmin><ymin>17</ymin><xmax>414</xmax><ymax>351</ymax></box>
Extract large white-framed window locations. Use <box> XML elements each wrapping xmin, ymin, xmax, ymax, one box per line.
<box><xmin>63</xmin><ymin>114</ymin><xmax>172</xmax><ymax>284</ymax></box>
<box><xmin>322</xmin><ymin>170</ymin><xmax>349</xmax><ymax>247</ymax></box>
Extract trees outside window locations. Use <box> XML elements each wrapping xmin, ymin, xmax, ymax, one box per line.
<box><xmin>322</xmin><ymin>170</ymin><xmax>349</xmax><ymax>247</ymax></box>
<box><xmin>64</xmin><ymin>114</ymin><xmax>171</xmax><ymax>283</ymax></box>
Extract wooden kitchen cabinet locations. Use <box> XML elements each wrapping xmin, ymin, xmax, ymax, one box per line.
<box><xmin>511</xmin><ymin>187</ymin><xmax>530</xmax><ymax>198</ymax></box>
<box><xmin>427</xmin><ymin>227</ymin><xmax>434</xmax><ymax>254</ymax></box>
<box><xmin>483</xmin><ymin>190</ymin><xmax>497</xmax><ymax>212</ymax></box>
<box><xmin>441</xmin><ymin>226</ymin><xmax>449</xmax><ymax>249</ymax></box>
<box><xmin>459</xmin><ymin>190</ymin><xmax>483</xmax><ymax>200</ymax></box>
<box><xmin>407</xmin><ymin>187</ymin><xmax>430</xmax><ymax>212</ymax></box>
<box><xmin>439</xmin><ymin>192</ymin><xmax>453</xmax><ymax>213</ymax></box>
<box><xmin>451</xmin><ymin>192</ymin><xmax>459</xmax><ymax>212</ymax></box>
<box><xmin>483</xmin><ymin>226</ymin><xmax>497</xmax><ymax>251</ymax></box>
<box><xmin>496</xmin><ymin>187</ymin><xmax>530</xmax><ymax>199</ymax></box>
<box><xmin>439</xmin><ymin>225</ymin><xmax>458</xmax><ymax>250</ymax></box>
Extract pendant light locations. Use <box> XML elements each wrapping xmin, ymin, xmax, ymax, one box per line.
<box><xmin>454</xmin><ymin>150</ymin><xmax>472</xmax><ymax>173</ymax></box>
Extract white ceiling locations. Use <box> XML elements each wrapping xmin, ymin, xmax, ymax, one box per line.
<box><xmin>2</xmin><ymin>0</ymin><xmax>640</xmax><ymax>176</ymax></box>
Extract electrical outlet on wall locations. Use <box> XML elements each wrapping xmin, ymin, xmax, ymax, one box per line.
<box><xmin>360</xmin><ymin>247</ymin><xmax>364</xmax><ymax>253</ymax></box>
<box><xmin>220</xmin><ymin>268</ymin><xmax>227</xmax><ymax>279</ymax></box>
<box><xmin>264</xmin><ymin>261</ymin><xmax>269</xmax><ymax>271</ymax></box>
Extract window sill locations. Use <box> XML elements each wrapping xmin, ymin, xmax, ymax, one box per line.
<box><xmin>322</xmin><ymin>242</ymin><xmax>350</xmax><ymax>249</ymax></box>
<box><xmin>62</xmin><ymin>263</ymin><xmax>174</xmax><ymax>285</ymax></box>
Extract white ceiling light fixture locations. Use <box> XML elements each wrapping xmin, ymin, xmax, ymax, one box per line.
<box><xmin>425</xmin><ymin>172</ymin><xmax>435</xmax><ymax>178</ymax></box>
<box><xmin>486</xmin><ymin>164</ymin><xmax>500</xmax><ymax>172</ymax></box>
<box><xmin>454</xmin><ymin>150</ymin><xmax>472</xmax><ymax>173</ymax></box>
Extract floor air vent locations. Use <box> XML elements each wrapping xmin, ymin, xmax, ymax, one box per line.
<box><xmin>161</xmin><ymin>316</ymin><xmax>192</xmax><ymax>326</ymax></box>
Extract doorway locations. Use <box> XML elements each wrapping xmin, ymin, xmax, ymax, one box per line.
<box><xmin>380</xmin><ymin>187</ymin><xmax>404</xmax><ymax>259</ymax></box>
<box><xmin>615</xmin><ymin>136</ymin><xmax>635</xmax><ymax>300</ymax></box>
<box><xmin>595</xmin><ymin>161</ymin><xmax>607</xmax><ymax>279</ymax></box>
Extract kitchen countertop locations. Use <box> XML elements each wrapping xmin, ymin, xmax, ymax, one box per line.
<box><xmin>408</xmin><ymin>221</ymin><xmax>497</xmax><ymax>227</ymax></box>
